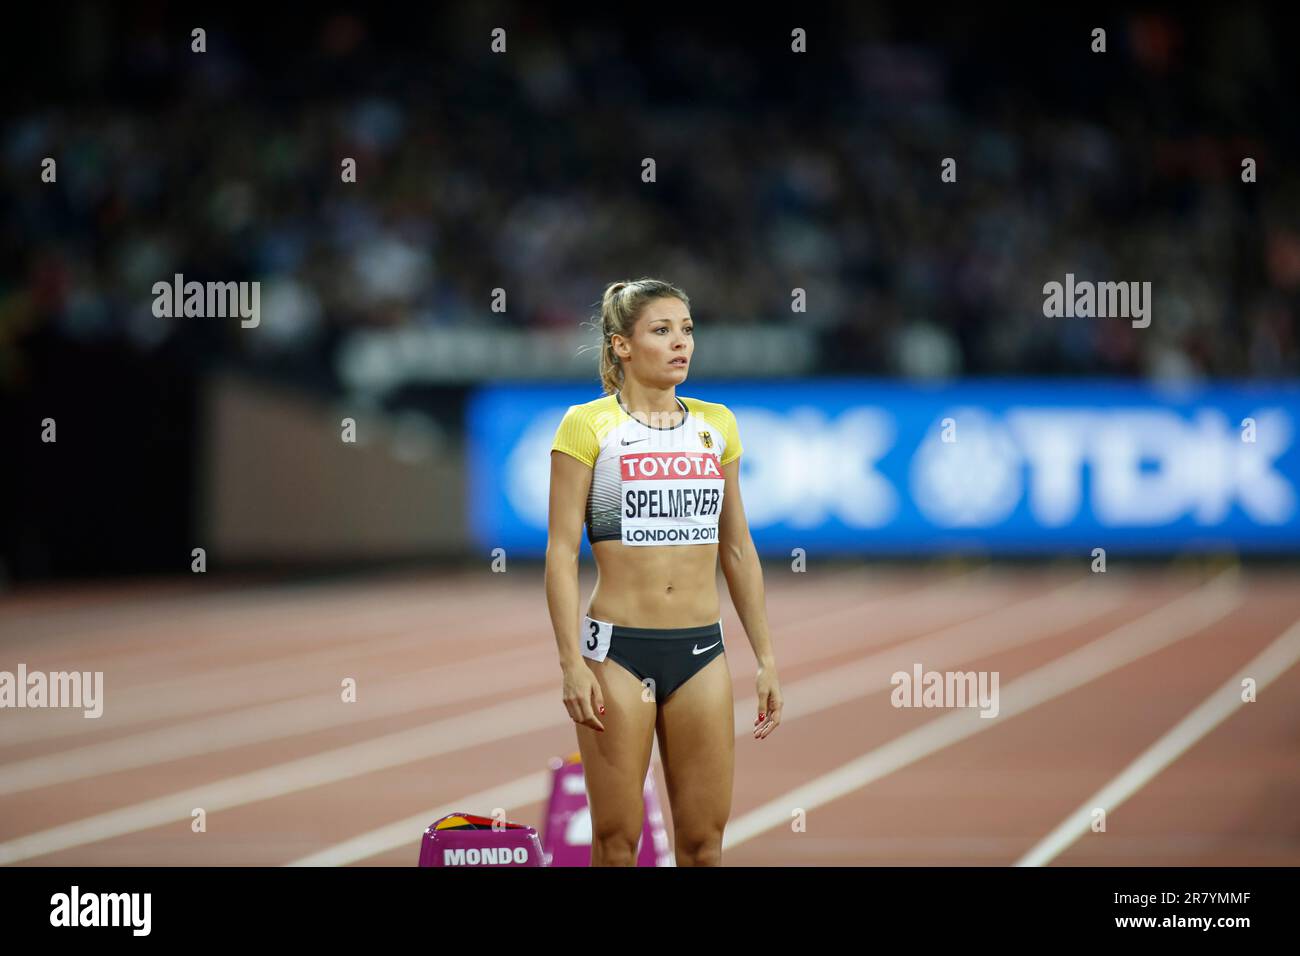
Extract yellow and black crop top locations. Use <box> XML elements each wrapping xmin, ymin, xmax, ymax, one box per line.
<box><xmin>551</xmin><ymin>393</ymin><xmax>743</xmax><ymax>546</ymax></box>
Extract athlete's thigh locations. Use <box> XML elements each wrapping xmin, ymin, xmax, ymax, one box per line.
<box><xmin>575</xmin><ymin>657</ymin><xmax>659</xmax><ymax>835</ymax></box>
<box><xmin>654</xmin><ymin>653</ymin><xmax>735</xmax><ymax>829</ymax></box>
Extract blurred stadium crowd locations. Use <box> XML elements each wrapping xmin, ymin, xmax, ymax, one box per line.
<box><xmin>3</xmin><ymin>5</ymin><xmax>1298</xmax><ymax>395</ymax></box>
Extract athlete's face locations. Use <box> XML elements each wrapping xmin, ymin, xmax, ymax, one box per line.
<box><xmin>616</xmin><ymin>297</ymin><xmax>693</xmax><ymax>387</ymax></box>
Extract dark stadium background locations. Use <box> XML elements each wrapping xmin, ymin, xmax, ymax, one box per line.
<box><xmin>3</xmin><ymin>3</ymin><xmax>1296</xmax><ymax>579</ymax></box>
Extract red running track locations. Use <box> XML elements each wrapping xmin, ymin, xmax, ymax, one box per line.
<box><xmin>0</xmin><ymin>560</ymin><xmax>1296</xmax><ymax>866</ymax></box>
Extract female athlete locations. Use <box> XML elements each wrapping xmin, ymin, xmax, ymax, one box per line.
<box><xmin>545</xmin><ymin>277</ymin><xmax>783</xmax><ymax>867</ymax></box>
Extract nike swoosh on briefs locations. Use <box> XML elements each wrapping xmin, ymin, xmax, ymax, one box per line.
<box><xmin>692</xmin><ymin>641</ymin><xmax>721</xmax><ymax>655</ymax></box>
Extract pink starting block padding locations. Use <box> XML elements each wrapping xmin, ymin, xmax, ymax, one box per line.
<box><xmin>541</xmin><ymin>751</ymin><xmax>672</xmax><ymax>866</ymax></box>
<box><xmin>418</xmin><ymin>812</ymin><xmax>545</xmax><ymax>867</ymax></box>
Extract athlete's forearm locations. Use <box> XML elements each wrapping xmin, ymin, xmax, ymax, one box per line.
<box><xmin>720</xmin><ymin>540</ymin><xmax>775</xmax><ymax>668</ymax></box>
<box><xmin>545</xmin><ymin>545</ymin><xmax>585</xmax><ymax>673</ymax></box>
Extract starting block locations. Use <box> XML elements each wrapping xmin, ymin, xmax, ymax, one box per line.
<box><xmin>541</xmin><ymin>751</ymin><xmax>672</xmax><ymax>866</ymax></box>
<box><xmin>418</xmin><ymin>812</ymin><xmax>545</xmax><ymax>867</ymax></box>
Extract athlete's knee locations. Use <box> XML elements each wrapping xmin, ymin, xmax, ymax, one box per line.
<box><xmin>591</xmin><ymin>822</ymin><xmax>643</xmax><ymax>866</ymax></box>
<box><xmin>674</xmin><ymin>828</ymin><xmax>723</xmax><ymax>866</ymax></box>
<box><xmin>591</xmin><ymin>835</ymin><xmax>641</xmax><ymax>866</ymax></box>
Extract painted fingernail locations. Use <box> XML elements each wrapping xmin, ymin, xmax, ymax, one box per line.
<box><xmin>599</xmin><ymin>705</ymin><xmax>605</xmax><ymax>714</ymax></box>
<box><xmin>759</xmin><ymin>713</ymin><xmax>765</xmax><ymax>720</ymax></box>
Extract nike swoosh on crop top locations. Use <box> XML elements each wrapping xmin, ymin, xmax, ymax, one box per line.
<box><xmin>550</xmin><ymin>392</ymin><xmax>743</xmax><ymax>546</ymax></box>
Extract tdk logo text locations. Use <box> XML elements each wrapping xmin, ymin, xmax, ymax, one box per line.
<box><xmin>911</xmin><ymin>406</ymin><xmax>1295</xmax><ymax>528</ymax></box>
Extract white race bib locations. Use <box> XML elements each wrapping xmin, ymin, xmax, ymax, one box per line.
<box><xmin>581</xmin><ymin>615</ymin><xmax>614</xmax><ymax>662</ymax></box>
<box><xmin>618</xmin><ymin>450</ymin><xmax>724</xmax><ymax>546</ymax></box>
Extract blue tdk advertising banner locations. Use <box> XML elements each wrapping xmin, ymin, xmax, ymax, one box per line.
<box><xmin>467</xmin><ymin>380</ymin><xmax>1300</xmax><ymax>555</ymax></box>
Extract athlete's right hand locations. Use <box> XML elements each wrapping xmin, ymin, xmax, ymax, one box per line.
<box><xmin>562</xmin><ymin>664</ymin><xmax>606</xmax><ymax>732</ymax></box>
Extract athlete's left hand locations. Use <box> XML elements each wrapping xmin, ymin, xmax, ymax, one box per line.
<box><xmin>754</xmin><ymin>663</ymin><xmax>783</xmax><ymax>739</ymax></box>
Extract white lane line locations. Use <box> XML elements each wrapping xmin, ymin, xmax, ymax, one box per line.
<box><xmin>282</xmin><ymin>576</ymin><xmax>1129</xmax><ymax>866</ymax></box>
<box><xmin>0</xmin><ymin>616</ymin><xmax>542</xmax><ymax>747</ymax></box>
<box><xmin>1014</xmin><ymin>611</ymin><xmax>1300</xmax><ymax>867</ymax></box>
<box><xmin>0</xmin><ymin>644</ymin><xmax>542</xmax><ymax>796</ymax></box>
<box><xmin>749</xmin><ymin>576</ymin><xmax>1132</xmax><ymax>726</ymax></box>
<box><xmin>0</xmin><ymin>690</ymin><xmax>550</xmax><ymax>866</ymax></box>
<box><xmin>0</xmin><ymin>574</ymin><xmax>1125</xmax><ymax>866</ymax></box>
<box><xmin>720</xmin><ymin>569</ymin><xmax>1242</xmax><ymax>853</ymax></box>
<box><xmin>0</xmin><ymin>566</ymin><xmax>987</xmax><ymax>781</ymax></box>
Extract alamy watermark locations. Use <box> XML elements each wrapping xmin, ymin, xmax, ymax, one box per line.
<box><xmin>50</xmin><ymin>886</ymin><xmax>150</xmax><ymax>936</ymax></box>
<box><xmin>152</xmin><ymin>273</ymin><xmax>260</xmax><ymax>327</ymax></box>
<box><xmin>0</xmin><ymin>664</ymin><xmax>103</xmax><ymax>718</ymax></box>
<box><xmin>890</xmin><ymin>663</ymin><xmax>999</xmax><ymax>718</ymax></box>
<box><xmin>1043</xmin><ymin>273</ymin><xmax>1151</xmax><ymax>328</ymax></box>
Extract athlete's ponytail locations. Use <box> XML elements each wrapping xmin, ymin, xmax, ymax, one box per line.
<box><xmin>586</xmin><ymin>278</ymin><xmax>691</xmax><ymax>396</ymax></box>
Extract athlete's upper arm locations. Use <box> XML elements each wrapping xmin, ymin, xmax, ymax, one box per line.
<box><xmin>548</xmin><ymin>406</ymin><xmax>597</xmax><ymax>553</ymax></box>
<box><xmin>548</xmin><ymin>449</ymin><xmax>592</xmax><ymax>554</ymax></box>
<box><xmin>718</xmin><ymin>456</ymin><xmax>750</xmax><ymax>559</ymax></box>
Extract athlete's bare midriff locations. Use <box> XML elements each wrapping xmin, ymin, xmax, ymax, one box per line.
<box><xmin>587</xmin><ymin>540</ymin><xmax>720</xmax><ymax>629</ymax></box>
